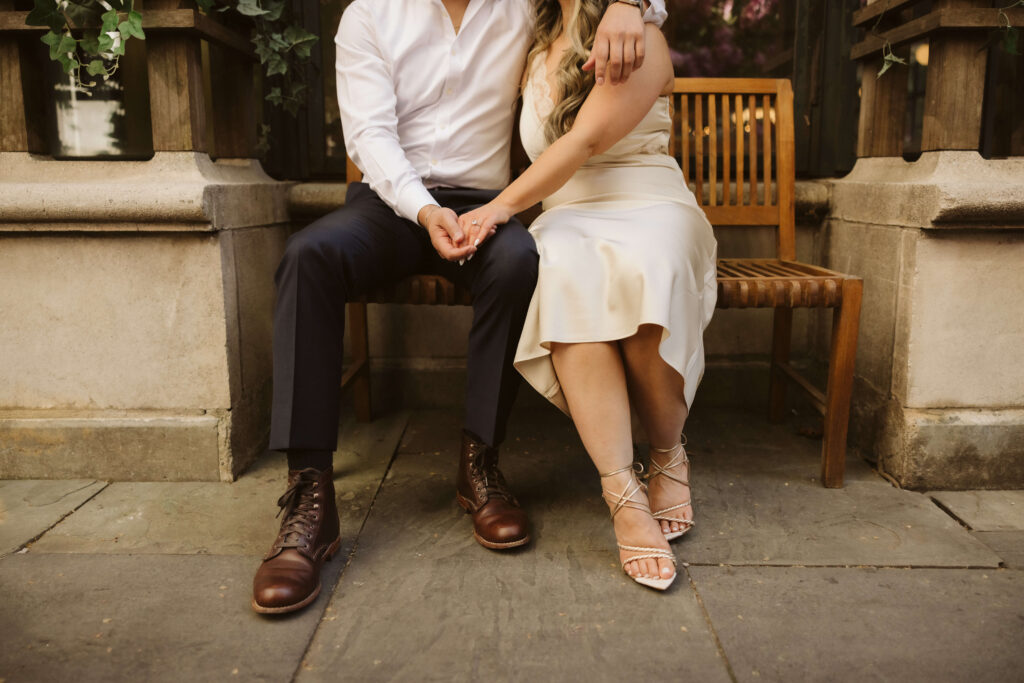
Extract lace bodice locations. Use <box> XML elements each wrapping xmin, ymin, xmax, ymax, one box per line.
<box><xmin>520</xmin><ymin>52</ymin><xmax>672</xmax><ymax>164</ymax></box>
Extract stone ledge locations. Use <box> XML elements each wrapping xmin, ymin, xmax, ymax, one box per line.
<box><xmin>0</xmin><ymin>152</ymin><xmax>292</xmax><ymax>231</ymax></box>
<box><xmin>830</xmin><ymin>151</ymin><xmax>1024</xmax><ymax>229</ymax></box>
<box><xmin>0</xmin><ymin>412</ymin><xmax>225</xmax><ymax>482</ymax></box>
<box><xmin>288</xmin><ymin>180</ymin><xmax>833</xmax><ymax>221</ymax></box>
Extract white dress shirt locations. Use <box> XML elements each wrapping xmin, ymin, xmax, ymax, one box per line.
<box><xmin>335</xmin><ymin>0</ymin><xmax>667</xmax><ymax>224</ymax></box>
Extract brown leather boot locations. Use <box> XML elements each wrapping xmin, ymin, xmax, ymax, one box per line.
<box><xmin>455</xmin><ymin>431</ymin><xmax>530</xmax><ymax>549</ymax></box>
<box><xmin>252</xmin><ymin>467</ymin><xmax>341</xmax><ymax>614</ymax></box>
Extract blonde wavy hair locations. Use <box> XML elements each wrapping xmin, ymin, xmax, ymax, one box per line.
<box><xmin>526</xmin><ymin>0</ymin><xmax>611</xmax><ymax>144</ymax></box>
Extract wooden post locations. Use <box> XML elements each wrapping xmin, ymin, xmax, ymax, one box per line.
<box><xmin>920</xmin><ymin>0</ymin><xmax>989</xmax><ymax>152</ymax></box>
<box><xmin>855</xmin><ymin>0</ymin><xmax>910</xmax><ymax>158</ymax></box>
<box><xmin>208</xmin><ymin>42</ymin><xmax>256</xmax><ymax>158</ymax></box>
<box><xmin>144</xmin><ymin>0</ymin><xmax>207</xmax><ymax>152</ymax></box>
<box><xmin>0</xmin><ymin>0</ymin><xmax>27</xmax><ymax>152</ymax></box>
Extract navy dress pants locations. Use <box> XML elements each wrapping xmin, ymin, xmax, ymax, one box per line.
<box><xmin>269</xmin><ymin>182</ymin><xmax>539</xmax><ymax>452</ymax></box>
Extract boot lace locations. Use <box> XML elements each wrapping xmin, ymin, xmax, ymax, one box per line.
<box><xmin>273</xmin><ymin>469</ymin><xmax>321</xmax><ymax>551</ymax></box>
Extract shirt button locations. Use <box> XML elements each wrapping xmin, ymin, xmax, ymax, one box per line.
<box><xmin>445</xmin><ymin>88</ymin><xmax>453</xmax><ymax>95</ymax></box>
<box><xmin>431</xmin><ymin>159</ymin><xmax>438</xmax><ymax>165</ymax></box>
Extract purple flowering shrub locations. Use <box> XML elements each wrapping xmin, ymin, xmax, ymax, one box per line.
<box><xmin>664</xmin><ymin>0</ymin><xmax>782</xmax><ymax>76</ymax></box>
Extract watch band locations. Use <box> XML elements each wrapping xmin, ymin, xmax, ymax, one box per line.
<box><xmin>614</xmin><ymin>0</ymin><xmax>645</xmax><ymax>12</ymax></box>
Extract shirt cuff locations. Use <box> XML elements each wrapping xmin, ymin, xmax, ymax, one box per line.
<box><xmin>397</xmin><ymin>183</ymin><xmax>440</xmax><ymax>225</ymax></box>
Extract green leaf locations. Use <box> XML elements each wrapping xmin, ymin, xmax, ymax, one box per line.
<box><xmin>45</xmin><ymin>32</ymin><xmax>76</xmax><ymax>60</ymax></box>
<box><xmin>56</xmin><ymin>51</ymin><xmax>79</xmax><ymax>73</ymax></box>
<box><xmin>194</xmin><ymin>0</ymin><xmax>214</xmax><ymax>13</ymax></box>
<box><xmin>235</xmin><ymin>0</ymin><xmax>269</xmax><ymax>17</ymax></box>
<box><xmin>79</xmin><ymin>31</ymin><xmax>100</xmax><ymax>54</ymax></box>
<box><xmin>1003</xmin><ymin>27</ymin><xmax>1020</xmax><ymax>55</ymax></box>
<box><xmin>100</xmin><ymin>9</ymin><xmax>120</xmax><ymax>34</ymax></box>
<box><xmin>261</xmin><ymin>0</ymin><xmax>284</xmax><ymax>21</ymax></box>
<box><xmin>126</xmin><ymin>10</ymin><xmax>145</xmax><ymax>39</ymax></box>
<box><xmin>86</xmin><ymin>59</ymin><xmax>107</xmax><ymax>76</ymax></box>
<box><xmin>266</xmin><ymin>52</ymin><xmax>287</xmax><ymax>76</ymax></box>
<box><xmin>876</xmin><ymin>52</ymin><xmax>906</xmax><ymax>79</ymax></box>
<box><xmin>283</xmin><ymin>24</ymin><xmax>317</xmax><ymax>58</ymax></box>
<box><xmin>25</xmin><ymin>0</ymin><xmax>64</xmax><ymax>32</ymax></box>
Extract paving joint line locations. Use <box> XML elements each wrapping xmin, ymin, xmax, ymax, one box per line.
<box><xmin>685</xmin><ymin>565</ymin><xmax>738</xmax><ymax>683</ymax></box>
<box><xmin>928</xmin><ymin>496</ymin><xmax>972</xmax><ymax>530</ymax></box>
<box><xmin>684</xmin><ymin>562</ymin><xmax>1001</xmax><ymax>570</ymax></box>
<box><xmin>289</xmin><ymin>416</ymin><xmax>409</xmax><ymax>683</ymax></box>
<box><xmin>5</xmin><ymin>481</ymin><xmax>110</xmax><ymax>558</ymax></box>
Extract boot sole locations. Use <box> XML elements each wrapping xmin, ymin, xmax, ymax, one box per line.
<box><xmin>456</xmin><ymin>493</ymin><xmax>531</xmax><ymax>550</ymax></box>
<box><xmin>251</xmin><ymin>536</ymin><xmax>342</xmax><ymax>615</ymax></box>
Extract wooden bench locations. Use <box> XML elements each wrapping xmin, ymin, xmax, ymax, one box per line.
<box><xmin>341</xmin><ymin>77</ymin><xmax>862</xmax><ymax>488</ymax></box>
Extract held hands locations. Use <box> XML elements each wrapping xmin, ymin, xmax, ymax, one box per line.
<box><xmin>418</xmin><ymin>205</ymin><xmax>476</xmax><ymax>263</ymax></box>
<box><xmin>582</xmin><ymin>1</ymin><xmax>647</xmax><ymax>86</ymax></box>
<box><xmin>458</xmin><ymin>202</ymin><xmax>512</xmax><ymax>252</ymax></box>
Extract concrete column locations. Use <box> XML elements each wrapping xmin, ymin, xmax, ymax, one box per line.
<box><xmin>826</xmin><ymin>151</ymin><xmax>1024</xmax><ymax>488</ymax></box>
<box><xmin>0</xmin><ymin>152</ymin><xmax>292</xmax><ymax>481</ymax></box>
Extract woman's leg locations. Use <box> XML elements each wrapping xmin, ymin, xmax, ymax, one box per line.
<box><xmin>550</xmin><ymin>341</ymin><xmax>674</xmax><ymax>580</ymax></box>
<box><xmin>620</xmin><ymin>325</ymin><xmax>692</xmax><ymax>536</ymax></box>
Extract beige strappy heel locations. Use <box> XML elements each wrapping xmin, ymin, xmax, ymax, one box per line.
<box><xmin>647</xmin><ymin>435</ymin><xmax>695</xmax><ymax>541</ymax></box>
<box><xmin>600</xmin><ymin>463</ymin><xmax>677</xmax><ymax>591</ymax></box>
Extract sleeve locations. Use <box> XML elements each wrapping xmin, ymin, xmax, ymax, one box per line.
<box><xmin>643</xmin><ymin>0</ymin><xmax>667</xmax><ymax>27</ymax></box>
<box><xmin>335</xmin><ymin>3</ymin><xmax>437</xmax><ymax>224</ymax></box>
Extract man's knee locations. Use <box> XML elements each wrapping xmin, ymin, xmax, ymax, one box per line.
<box><xmin>479</xmin><ymin>225</ymin><xmax>538</xmax><ymax>293</ymax></box>
<box><xmin>276</xmin><ymin>213</ymin><xmax>368</xmax><ymax>292</ymax></box>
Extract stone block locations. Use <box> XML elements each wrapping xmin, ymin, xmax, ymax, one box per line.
<box><xmin>904</xmin><ymin>231</ymin><xmax>1024</xmax><ymax>409</ymax></box>
<box><xmin>972</xmin><ymin>531</ymin><xmax>1024</xmax><ymax>568</ymax></box>
<box><xmin>878</xmin><ymin>405</ymin><xmax>1024</xmax><ymax>490</ymax></box>
<box><xmin>0</xmin><ymin>412</ymin><xmax>223</xmax><ymax>481</ymax></box>
<box><xmin>0</xmin><ymin>233</ymin><xmax>230</xmax><ymax>410</ymax></box>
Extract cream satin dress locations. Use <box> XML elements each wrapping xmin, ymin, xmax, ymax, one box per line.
<box><xmin>513</xmin><ymin>53</ymin><xmax>719</xmax><ymax>414</ymax></box>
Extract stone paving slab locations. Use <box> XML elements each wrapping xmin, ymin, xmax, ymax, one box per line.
<box><xmin>397</xmin><ymin>409</ymin><xmax>1001</xmax><ymax>568</ymax></box>
<box><xmin>0</xmin><ymin>479</ymin><xmax>106</xmax><ymax>556</ymax></box>
<box><xmin>28</xmin><ymin>413</ymin><xmax>407</xmax><ymax>556</ymax></box>
<box><xmin>688</xmin><ymin>565</ymin><xmax>1024</xmax><ymax>683</ymax></box>
<box><xmin>678</xmin><ymin>411</ymin><xmax>1001</xmax><ymax>567</ymax></box>
<box><xmin>973</xmin><ymin>531</ymin><xmax>1024</xmax><ymax>568</ymax></box>
<box><xmin>930</xmin><ymin>490</ymin><xmax>1024</xmax><ymax>531</ymax></box>
<box><xmin>0</xmin><ymin>552</ymin><xmax>341</xmax><ymax>683</ymax></box>
<box><xmin>299</xmin><ymin>439</ymin><xmax>730</xmax><ymax>683</ymax></box>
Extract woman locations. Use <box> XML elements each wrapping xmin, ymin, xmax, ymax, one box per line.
<box><xmin>459</xmin><ymin>0</ymin><xmax>717</xmax><ymax>590</ymax></box>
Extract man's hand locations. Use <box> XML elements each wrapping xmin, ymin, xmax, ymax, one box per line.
<box><xmin>582</xmin><ymin>1</ymin><xmax>647</xmax><ymax>86</ymax></box>
<box><xmin>418</xmin><ymin>205</ymin><xmax>476</xmax><ymax>262</ymax></box>
<box><xmin>458</xmin><ymin>202</ymin><xmax>511</xmax><ymax>249</ymax></box>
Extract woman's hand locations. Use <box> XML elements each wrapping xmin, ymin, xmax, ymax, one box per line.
<box><xmin>458</xmin><ymin>201</ymin><xmax>512</xmax><ymax>249</ymax></box>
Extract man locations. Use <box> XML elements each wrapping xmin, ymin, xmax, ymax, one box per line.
<box><xmin>252</xmin><ymin>0</ymin><xmax>667</xmax><ymax>615</ymax></box>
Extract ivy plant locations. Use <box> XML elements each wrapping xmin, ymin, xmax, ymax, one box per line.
<box><xmin>25</xmin><ymin>0</ymin><xmax>318</xmax><ymax>115</ymax></box>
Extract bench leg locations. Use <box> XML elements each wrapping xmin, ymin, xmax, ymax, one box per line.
<box><xmin>769</xmin><ymin>308</ymin><xmax>793</xmax><ymax>423</ymax></box>
<box><xmin>348</xmin><ymin>301</ymin><xmax>372</xmax><ymax>423</ymax></box>
<box><xmin>821</xmin><ymin>279</ymin><xmax>863</xmax><ymax>488</ymax></box>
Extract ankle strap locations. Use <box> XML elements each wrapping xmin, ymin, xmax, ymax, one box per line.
<box><xmin>651</xmin><ymin>433</ymin><xmax>687</xmax><ymax>454</ymax></box>
<box><xmin>599</xmin><ymin>463</ymin><xmax>650</xmax><ymax>520</ymax></box>
<box><xmin>599</xmin><ymin>461</ymin><xmax>643</xmax><ymax>478</ymax></box>
<box><xmin>647</xmin><ymin>439</ymin><xmax>690</xmax><ymax>487</ymax></box>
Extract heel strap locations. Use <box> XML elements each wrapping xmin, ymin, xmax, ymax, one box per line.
<box><xmin>599</xmin><ymin>462</ymin><xmax>649</xmax><ymax>520</ymax></box>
